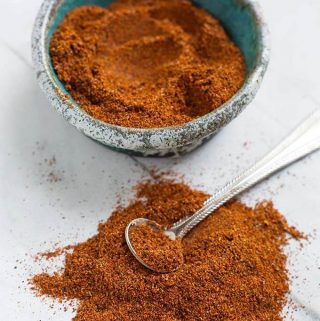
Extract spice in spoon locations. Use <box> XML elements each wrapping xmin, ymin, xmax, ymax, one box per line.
<box><xmin>50</xmin><ymin>0</ymin><xmax>245</xmax><ymax>128</ymax></box>
<box><xmin>31</xmin><ymin>179</ymin><xmax>303</xmax><ymax>321</ymax></box>
<box><xmin>129</xmin><ymin>222</ymin><xmax>183</xmax><ymax>273</ymax></box>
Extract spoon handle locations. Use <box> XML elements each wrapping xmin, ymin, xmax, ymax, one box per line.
<box><xmin>172</xmin><ymin>110</ymin><xmax>320</xmax><ymax>238</ymax></box>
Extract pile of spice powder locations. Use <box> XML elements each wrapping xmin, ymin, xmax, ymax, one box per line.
<box><xmin>31</xmin><ymin>179</ymin><xmax>303</xmax><ymax>321</ymax></box>
<box><xmin>50</xmin><ymin>0</ymin><xmax>245</xmax><ymax>128</ymax></box>
<box><xmin>129</xmin><ymin>223</ymin><xmax>184</xmax><ymax>272</ymax></box>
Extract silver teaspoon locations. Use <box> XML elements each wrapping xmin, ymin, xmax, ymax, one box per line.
<box><xmin>125</xmin><ymin>110</ymin><xmax>320</xmax><ymax>273</ymax></box>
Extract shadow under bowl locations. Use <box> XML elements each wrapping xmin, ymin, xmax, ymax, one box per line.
<box><xmin>32</xmin><ymin>0</ymin><xmax>270</xmax><ymax>157</ymax></box>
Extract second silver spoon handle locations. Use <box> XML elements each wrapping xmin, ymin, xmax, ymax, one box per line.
<box><xmin>173</xmin><ymin>110</ymin><xmax>320</xmax><ymax>238</ymax></box>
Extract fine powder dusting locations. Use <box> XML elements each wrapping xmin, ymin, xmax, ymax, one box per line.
<box><xmin>50</xmin><ymin>0</ymin><xmax>245</xmax><ymax>128</ymax></box>
<box><xmin>31</xmin><ymin>179</ymin><xmax>302</xmax><ymax>321</ymax></box>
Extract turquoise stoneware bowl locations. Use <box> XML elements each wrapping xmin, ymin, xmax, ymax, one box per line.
<box><xmin>32</xmin><ymin>0</ymin><xmax>270</xmax><ymax>156</ymax></box>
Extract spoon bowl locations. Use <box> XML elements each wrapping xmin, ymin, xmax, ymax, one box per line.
<box><xmin>125</xmin><ymin>218</ymin><xmax>182</xmax><ymax>273</ymax></box>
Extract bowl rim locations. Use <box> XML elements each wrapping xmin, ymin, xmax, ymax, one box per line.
<box><xmin>32</xmin><ymin>0</ymin><xmax>270</xmax><ymax>151</ymax></box>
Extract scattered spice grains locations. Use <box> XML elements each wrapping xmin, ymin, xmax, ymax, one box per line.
<box><xmin>38</xmin><ymin>155</ymin><xmax>63</xmax><ymax>184</ymax></box>
<box><xmin>50</xmin><ymin>0</ymin><xmax>245</xmax><ymax>128</ymax></box>
<box><xmin>129</xmin><ymin>223</ymin><xmax>183</xmax><ymax>272</ymax></box>
<box><xmin>31</xmin><ymin>179</ymin><xmax>303</xmax><ymax>321</ymax></box>
<box><xmin>35</xmin><ymin>245</ymin><xmax>74</xmax><ymax>261</ymax></box>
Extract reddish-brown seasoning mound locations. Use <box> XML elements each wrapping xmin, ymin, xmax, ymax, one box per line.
<box><xmin>50</xmin><ymin>0</ymin><xmax>245</xmax><ymax>128</ymax></box>
<box><xmin>31</xmin><ymin>180</ymin><xmax>302</xmax><ymax>321</ymax></box>
<box><xmin>129</xmin><ymin>223</ymin><xmax>183</xmax><ymax>272</ymax></box>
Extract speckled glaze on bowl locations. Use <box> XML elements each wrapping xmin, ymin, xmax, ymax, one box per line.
<box><xmin>32</xmin><ymin>0</ymin><xmax>270</xmax><ymax>157</ymax></box>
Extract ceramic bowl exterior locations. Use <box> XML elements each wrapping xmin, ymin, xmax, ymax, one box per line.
<box><xmin>32</xmin><ymin>0</ymin><xmax>270</xmax><ymax>156</ymax></box>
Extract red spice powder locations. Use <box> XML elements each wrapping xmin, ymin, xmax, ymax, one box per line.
<box><xmin>129</xmin><ymin>223</ymin><xmax>184</xmax><ymax>272</ymax></box>
<box><xmin>31</xmin><ymin>179</ymin><xmax>302</xmax><ymax>321</ymax></box>
<box><xmin>50</xmin><ymin>0</ymin><xmax>245</xmax><ymax>128</ymax></box>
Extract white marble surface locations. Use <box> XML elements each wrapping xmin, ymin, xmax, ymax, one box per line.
<box><xmin>0</xmin><ymin>0</ymin><xmax>320</xmax><ymax>320</ymax></box>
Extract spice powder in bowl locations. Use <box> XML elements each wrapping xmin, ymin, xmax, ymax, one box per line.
<box><xmin>50</xmin><ymin>0</ymin><xmax>245</xmax><ymax>128</ymax></box>
<box><xmin>31</xmin><ymin>179</ymin><xmax>303</xmax><ymax>321</ymax></box>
